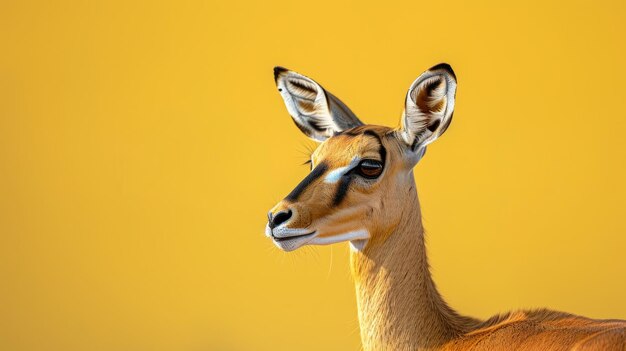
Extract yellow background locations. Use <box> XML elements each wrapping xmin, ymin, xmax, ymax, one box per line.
<box><xmin>1</xmin><ymin>1</ymin><xmax>625</xmax><ymax>350</ymax></box>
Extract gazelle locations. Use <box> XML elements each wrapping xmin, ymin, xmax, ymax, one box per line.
<box><xmin>266</xmin><ymin>64</ymin><xmax>626</xmax><ymax>350</ymax></box>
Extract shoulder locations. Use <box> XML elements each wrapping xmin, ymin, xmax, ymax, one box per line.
<box><xmin>442</xmin><ymin>309</ymin><xmax>625</xmax><ymax>351</ymax></box>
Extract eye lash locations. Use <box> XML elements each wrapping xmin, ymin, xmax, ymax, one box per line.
<box><xmin>354</xmin><ymin>159</ymin><xmax>384</xmax><ymax>179</ymax></box>
<box><xmin>302</xmin><ymin>160</ymin><xmax>312</xmax><ymax>166</ymax></box>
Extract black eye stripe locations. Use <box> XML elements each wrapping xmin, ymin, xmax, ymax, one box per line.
<box><xmin>332</xmin><ymin>159</ymin><xmax>383</xmax><ymax>207</ymax></box>
<box><xmin>333</xmin><ymin>174</ymin><xmax>353</xmax><ymax>206</ymax></box>
<box><xmin>285</xmin><ymin>162</ymin><xmax>328</xmax><ymax>202</ymax></box>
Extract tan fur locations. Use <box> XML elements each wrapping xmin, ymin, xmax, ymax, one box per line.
<box><xmin>269</xmin><ymin>65</ymin><xmax>625</xmax><ymax>350</ymax></box>
<box><xmin>271</xmin><ymin>126</ymin><xmax>625</xmax><ymax>350</ymax></box>
<box><xmin>347</xmin><ymin>134</ymin><xmax>626</xmax><ymax>349</ymax></box>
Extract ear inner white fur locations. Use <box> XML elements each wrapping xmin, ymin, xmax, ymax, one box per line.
<box><xmin>274</xmin><ymin>67</ymin><xmax>364</xmax><ymax>141</ymax></box>
<box><xmin>401</xmin><ymin>64</ymin><xmax>457</xmax><ymax>151</ymax></box>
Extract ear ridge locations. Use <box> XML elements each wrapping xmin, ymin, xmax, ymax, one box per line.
<box><xmin>274</xmin><ymin>67</ymin><xmax>363</xmax><ymax>141</ymax></box>
<box><xmin>326</xmin><ymin>91</ymin><xmax>364</xmax><ymax>130</ymax></box>
<box><xmin>401</xmin><ymin>63</ymin><xmax>457</xmax><ymax>150</ymax></box>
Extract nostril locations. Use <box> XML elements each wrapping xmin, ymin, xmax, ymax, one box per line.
<box><xmin>270</xmin><ymin>209</ymin><xmax>292</xmax><ymax>229</ymax></box>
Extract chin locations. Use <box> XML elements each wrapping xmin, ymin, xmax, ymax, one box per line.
<box><xmin>266</xmin><ymin>223</ymin><xmax>370</xmax><ymax>252</ymax></box>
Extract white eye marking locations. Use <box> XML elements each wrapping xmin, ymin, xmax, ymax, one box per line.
<box><xmin>324</xmin><ymin>158</ymin><xmax>360</xmax><ymax>184</ymax></box>
<box><xmin>324</xmin><ymin>165</ymin><xmax>350</xmax><ymax>183</ymax></box>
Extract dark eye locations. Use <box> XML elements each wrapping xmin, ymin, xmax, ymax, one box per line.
<box><xmin>356</xmin><ymin>159</ymin><xmax>383</xmax><ymax>179</ymax></box>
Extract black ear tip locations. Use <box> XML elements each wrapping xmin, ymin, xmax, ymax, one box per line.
<box><xmin>274</xmin><ymin>66</ymin><xmax>288</xmax><ymax>81</ymax></box>
<box><xmin>429</xmin><ymin>63</ymin><xmax>456</xmax><ymax>79</ymax></box>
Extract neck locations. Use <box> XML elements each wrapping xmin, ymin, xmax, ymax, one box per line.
<box><xmin>350</xmin><ymin>186</ymin><xmax>479</xmax><ymax>351</ymax></box>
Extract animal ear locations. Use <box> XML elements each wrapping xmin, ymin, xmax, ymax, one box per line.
<box><xmin>400</xmin><ymin>63</ymin><xmax>457</xmax><ymax>150</ymax></box>
<box><xmin>274</xmin><ymin>66</ymin><xmax>364</xmax><ymax>142</ymax></box>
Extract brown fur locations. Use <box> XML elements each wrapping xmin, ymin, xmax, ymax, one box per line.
<box><xmin>273</xmin><ymin>126</ymin><xmax>625</xmax><ymax>350</ymax></box>
<box><xmin>347</xmin><ymin>135</ymin><xmax>626</xmax><ymax>349</ymax></box>
<box><xmin>269</xmin><ymin>64</ymin><xmax>626</xmax><ymax>350</ymax></box>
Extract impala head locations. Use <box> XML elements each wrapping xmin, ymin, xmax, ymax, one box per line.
<box><xmin>266</xmin><ymin>64</ymin><xmax>457</xmax><ymax>252</ymax></box>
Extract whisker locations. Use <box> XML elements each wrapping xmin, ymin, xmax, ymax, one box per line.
<box><xmin>326</xmin><ymin>244</ymin><xmax>334</xmax><ymax>280</ymax></box>
<box><xmin>295</xmin><ymin>141</ymin><xmax>317</xmax><ymax>165</ymax></box>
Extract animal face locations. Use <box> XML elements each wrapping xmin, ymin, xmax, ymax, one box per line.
<box><xmin>266</xmin><ymin>64</ymin><xmax>457</xmax><ymax>251</ymax></box>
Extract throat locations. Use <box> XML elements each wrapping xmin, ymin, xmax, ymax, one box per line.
<box><xmin>350</xmin><ymin>194</ymin><xmax>478</xmax><ymax>351</ymax></box>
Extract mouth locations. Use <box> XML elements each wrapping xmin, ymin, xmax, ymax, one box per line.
<box><xmin>272</xmin><ymin>231</ymin><xmax>316</xmax><ymax>242</ymax></box>
<box><xmin>266</xmin><ymin>224</ymin><xmax>317</xmax><ymax>251</ymax></box>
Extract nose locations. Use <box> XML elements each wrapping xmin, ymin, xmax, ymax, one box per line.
<box><xmin>268</xmin><ymin>209</ymin><xmax>293</xmax><ymax>229</ymax></box>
